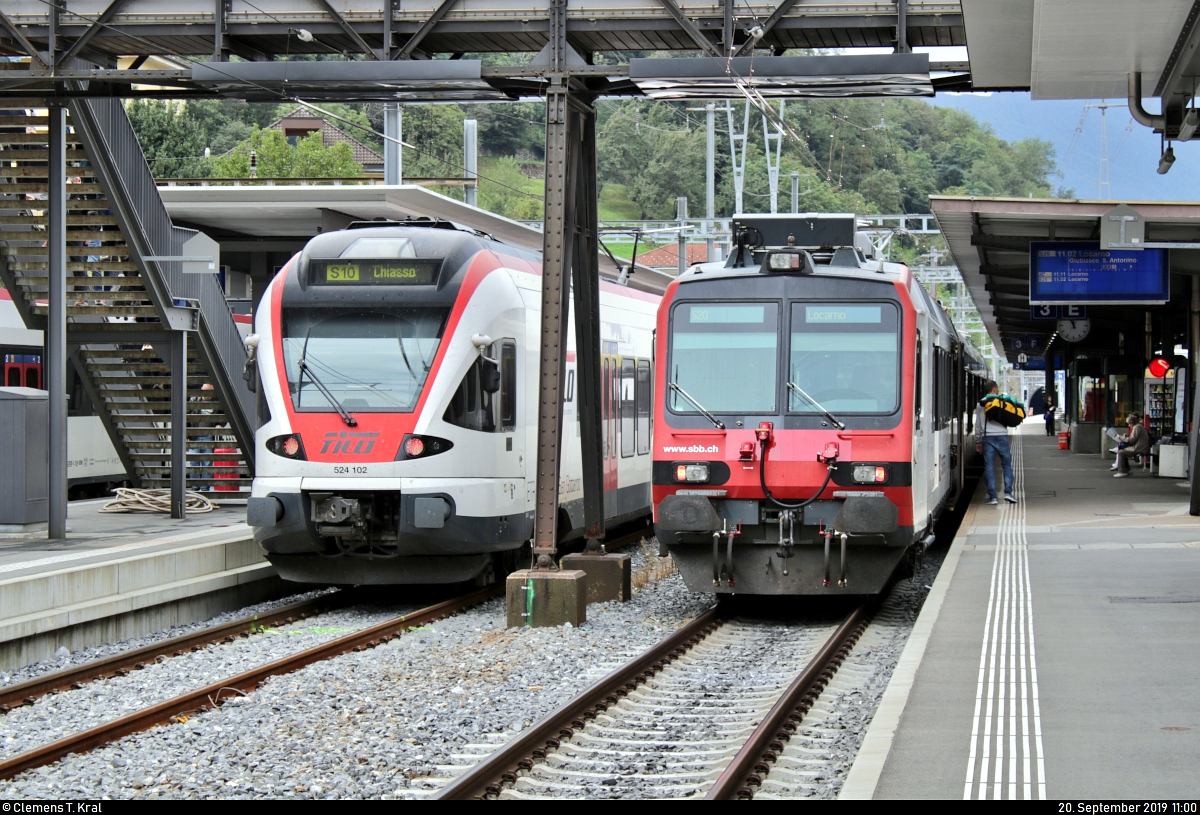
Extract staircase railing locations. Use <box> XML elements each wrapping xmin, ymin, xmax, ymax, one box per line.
<box><xmin>67</xmin><ymin>95</ymin><xmax>255</xmax><ymax>468</ymax></box>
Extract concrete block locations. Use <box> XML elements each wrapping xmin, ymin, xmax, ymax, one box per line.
<box><xmin>176</xmin><ymin>545</ymin><xmax>226</xmax><ymax>581</ymax></box>
<box><xmin>560</xmin><ymin>553</ymin><xmax>632</xmax><ymax>604</ymax></box>
<box><xmin>226</xmin><ymin>538</ymin><xmax>268</xmax><ymax>570</ymax></box>
<box><xmin>66</xmin><ymin>596</ymin><xmax>135</xmax><ymax>627</ymax></box>
<box><xmin>118</xmin><ymin>553</ymin><xmax>177</xmax><ymax>594</ymax></box>
<box><xmin>506</xmin><ymin>569</ymin><xmax>586</xmax><ymax>629</ymax></box>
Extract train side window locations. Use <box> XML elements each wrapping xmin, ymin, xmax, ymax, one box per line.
<box><xmin>620</xmin><ymin>358</ymin><xmax>636</xmax><ymax>457</ymax></box>
<box><xmin>602</xmin><ymin>360</ymin><xmax>610</xmax><ymax>457</ymax></box>
<box><xmin>500</xmin><ymin>340</ymin><xmax>516</xmax><ymax>431</ymax></box>
<box><xmin>636</xmin><ymin>359</ymin><xmax>651</xmax><ymax>455</ymax></box>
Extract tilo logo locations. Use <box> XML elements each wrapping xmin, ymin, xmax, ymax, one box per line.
<box><xmin>321</xmin><ymin>431</ymin><xmax>380</xmax><ymax>454</ymax></box>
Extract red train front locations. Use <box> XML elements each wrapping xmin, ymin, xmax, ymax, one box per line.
<box><xmin>653</xmin><ymin>214</ymin><xmax>983</xmax><ymax>595</ymax></box>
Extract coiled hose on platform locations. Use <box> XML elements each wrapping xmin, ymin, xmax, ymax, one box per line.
<box><xmin>100</xmin><ymin>487</ymin><xmax>219</xmax><ymax>514</ymax></box>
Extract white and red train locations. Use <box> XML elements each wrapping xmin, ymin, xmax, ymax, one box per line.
<box><xmin>652</xmin><ymin>214</ymin><xmax>988</xmax><ymax>595</ymax></box>
<box><xmin>246</xmin><ymin>221</ymin><xmax>660</xmax><ymax>585</ymax></box>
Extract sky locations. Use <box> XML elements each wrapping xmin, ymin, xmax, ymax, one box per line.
<box><xmin>926</xmin><ymin>92</ymin><xmax>1200</xmax><ymax>202</ymax></box>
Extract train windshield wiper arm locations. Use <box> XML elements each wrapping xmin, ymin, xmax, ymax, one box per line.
<box><xmin>669</xmin><ymin>382</ymin><xmax>725</xmax><ymax>430</ymax></box>
<box><xmin>299</xmin><ymin>331</ymin><xmax>357</xmax><ymax>427</ymax></box>
<box><xmin>787</xmin><ymin>382</ymin><xmax>845</xmax><ymax>430</ymax></box>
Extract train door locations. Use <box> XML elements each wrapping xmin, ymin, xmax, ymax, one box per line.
<box><xmin>602</xmin><ymin>354</ymin><xmax>618</xmax><ymax>494</ymax></box>
<box><xmin>911</xmin><ymin>321</ymin><xmax>931</xmax><ymax>532</ymax></box>
<box><xmin>3</xmin><ymin>354</ymin><xmax>19</xmax><ymax>387</ymax></box>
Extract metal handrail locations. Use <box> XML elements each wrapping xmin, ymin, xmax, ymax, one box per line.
<box><xmin>69</xmin><ymin>95</ymin><xmax>255</xmax><ymax>468</ymax></box>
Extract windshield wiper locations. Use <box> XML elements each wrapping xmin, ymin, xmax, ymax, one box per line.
<box><xmin>787</xmin><ymin>381</ymin><xmax>845</xmax><ymax>430</ymax></box>
<box><xmin>669</xmin><ymin>382</ymin><xmax>725</xmax><ymax>430</ymax></box>
<box><xmin>299</xmin><ymin>331</ymin><xmax>357</xmax><ymax>427</ymax></box>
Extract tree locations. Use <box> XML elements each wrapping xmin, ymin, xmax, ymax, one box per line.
<box><xmin>478</xmin><ymin>157</ymin><xmax>543</xmax><ymax>220</ymax></box>
<box><xmin>210</xmin><ymin>128</ymin><xmax>362</xmax><ymax>178</ymax></box>
<box><xmin>125</xmin><ymin>100</ymin><xmax>212</xmax><ymax>178</ymax></box>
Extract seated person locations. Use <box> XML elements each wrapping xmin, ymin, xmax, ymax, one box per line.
<box><xmin>1112</xmin><ymin>413</ymin><xmax>1151</xmax><ymax>477</ymax></box>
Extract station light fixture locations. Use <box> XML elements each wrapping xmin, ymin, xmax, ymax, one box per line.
<box><xmin>1158</xmin><ymin>145</ymin><xmax>1176</xmax><ymax>175</ymax></box>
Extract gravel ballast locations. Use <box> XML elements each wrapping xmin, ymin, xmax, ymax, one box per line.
<box><xmin>0</xmin><ymin>536</ymin><xmax>951</xmax><ymax>799</ymax></box>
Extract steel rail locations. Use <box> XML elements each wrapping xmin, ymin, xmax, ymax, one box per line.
<box><xmin>0</xmin><ymin>522</ymin><xmax>651</xmax><ymax>716</ymax></box>
<box><xmin>705</xmin><ymin>601</ymin><xmax>873</xmax><ymax>800</ymax></box>
<box><xmin>0</xmin><ymin>590</ymin><xmax>359</xmax><ymax>714</ymax></box>
<box><xmin>0</xmin><ymin>585</ymin><xmax>502</xmax><ymax>781</ymax></box>
<box><xmin>436</xmin><ymin>605</ymin><xmax>723</xmax><ymax>800</ymax></box>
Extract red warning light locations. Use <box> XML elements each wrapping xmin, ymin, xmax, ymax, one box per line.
<box><xmin>404</xmin><ymin>436</ymin><xmax>425</xmax><ymax>457</ymax></box>
<box><xmin>1149</xmin><ymin>356</ymin><xmax>1171</xmax><ymax>378</ymax></box>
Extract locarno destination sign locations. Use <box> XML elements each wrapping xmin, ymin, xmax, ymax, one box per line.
<box><xmin>1029</xmin><ymin>241</ymin><xmax>1169</xmax><ymax>305</ymax></box>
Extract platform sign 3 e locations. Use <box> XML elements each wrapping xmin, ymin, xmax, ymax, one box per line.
<box><xmin>1031</xmin><ymin>304</ymin><xmax>1087</xmax><ymax>321</ymax></box>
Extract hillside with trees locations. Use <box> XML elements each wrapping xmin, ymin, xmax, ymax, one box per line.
<box><xmin>128</xmin><ymin>96</ymin><xmax>1065</xmax><ymax>222</ymax></box>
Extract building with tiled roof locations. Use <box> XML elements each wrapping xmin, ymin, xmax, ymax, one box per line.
<box><xmin>265</xmin><ymin>107</ymin><xmax>384</xmax><ymax>173</ymax></box>
<box><xmin>633</xmin><ymin>242</ymin><xmax>713</xmax><ymax>271</ymax></box>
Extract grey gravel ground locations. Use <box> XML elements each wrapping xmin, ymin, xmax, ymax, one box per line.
<box><xmin>0</xmin><ymin>588</ymin><xmax>339</xmax><ymax>687</ymax></box>
<box><xmin>0</xmin><ymin>536</ymin><xmax>950</xmax><ymax>800</ymax></box>
<box><xmin>757</xmin><ymin>541</ymin><xmax>950</xmax><ymax>800</ymax></box>
<box><xmin>0</xmin><ymin>545</ymin><xmax>712</xmax><ymax>800</ymax></box>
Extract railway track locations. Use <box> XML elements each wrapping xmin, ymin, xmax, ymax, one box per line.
<box><xmin>0</xmin><ymin>521</ymin><xmax>657</xmax><ymax>782</ymax></box>
<box><xmin>0</xmin><ymin>585</ymin><xmax>502</xmax><ymax>781</ymax></box>
<box><xmin>436</xmin><ymin>602</ymin><xmax>872</xmax><ymax>800</ymax></box>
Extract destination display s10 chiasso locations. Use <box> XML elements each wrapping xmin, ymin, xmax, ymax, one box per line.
<box><xmin>308</xmin><ymin>258</ymin><xmax>440</xmax><ymax>286</ymax></box>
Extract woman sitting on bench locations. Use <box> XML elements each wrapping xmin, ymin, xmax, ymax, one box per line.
<box><xmin>1112</xmin><ymin>413</ymin><xmax>1150</xmax><ymax>477</ymax></box>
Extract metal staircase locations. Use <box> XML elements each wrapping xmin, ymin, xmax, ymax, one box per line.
<box><xmin>0</xmin><ymin>95</ymin><xmax>255</xmax><ymax>497</ymax></box>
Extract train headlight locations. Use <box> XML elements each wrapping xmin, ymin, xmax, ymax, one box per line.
<box><xmin>266</xmin><ymin>433</ymin><xmax>306</xmax><ymax>460</ymax></box>
<box><xmin>397</xmin><ymin>434</ymin><xmax>454</xmax><ymax>460</ymax></box>
<box><xmin>673</xmin><ymin>463</ymin><xmax>710</xmax><ymax>483</ymax></box>
<box><xmin>763</xmin><ymin>250</ymin><xmax>813</xmax><ymax>274</ymax></box>
<box><xmin>852</xmin><ymin>464</ymin><xmax>889</xmax><ymax>484</ymax></box>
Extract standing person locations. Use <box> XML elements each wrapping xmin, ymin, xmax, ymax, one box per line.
<box><xmin>1044</xmin><ymin>393</ymin><xmax>1056</xmax><ymax>436</ymax></box>
<box><xmin>975</xmin><ymin>380</ymin><xmax>1018</xmax><ymax>505</ymax></box>
<box><xmin>1112</xmin><ymin>412</ymin><xmax>1150</xmax><ymax>477</ymax></box>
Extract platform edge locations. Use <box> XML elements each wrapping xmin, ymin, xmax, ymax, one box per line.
<box><xmin>838</xmin><ymin>499</ymin><xmax>976</xmax><ymax>799</ymax></box>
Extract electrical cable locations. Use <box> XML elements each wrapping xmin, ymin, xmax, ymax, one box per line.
<box><xmin>100</xmin><ymin>487</ymin><xmax>219</xmax><ymax>514</ymax></box>
<box><xmin>758</xmin><ymin>438</ymin><xmax>835</xmax><ymax>510</ymax></box>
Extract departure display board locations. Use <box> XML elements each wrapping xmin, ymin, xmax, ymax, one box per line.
<box><xmin>308</xmin><ymin>258</ymin><xmax>440</xmax><ymax>286</ymax></box>
<box><xmin>1029</xmin><ymin>242</ymin><xmax>1169</xmax><ymax>305</ymax></box>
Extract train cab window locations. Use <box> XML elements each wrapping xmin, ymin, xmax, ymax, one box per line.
<box><xmin>788</xmin><ymin>303</ymin><xmax>900</xmax><ymax>414</ymax></box>
<box><xmin>500</xmin><ymin>340</ymin><xmax>517</xmax><ymax>432</ymax></box>
<box><xmin>282</xmin><ymin>306</ymin><xmax>447</xmax><ymax>412</ymax></box>
<box><xmin>914</xmin><ymin>331</ymin><xmax>922</xmax><ymax>429</ymax></box>
<box><xmin>621</xmin><ymin>358</ymin><xmax>636</xmax><ymax>457</ymax></box>
<box><xmin>669</xmin><ymin>302</ymin><xmax>778</xmax><ymax>415</ymax></box>
<box><xmin>636</xmin><ymin>359</ymin><xmax>651</xmax><ymax>455</ymax></box>
<box><xmin>445</xmin><ymin>340</ymin><xmax>514</xmax><ymax>433</ymax></box>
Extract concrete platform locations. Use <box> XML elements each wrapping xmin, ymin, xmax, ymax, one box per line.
<box><xmin>0</xmin><ymin>498</ymin><xmax>283</xmax><ymax>670</ymax></box>
<box><xmin>843</xmin><ymin>422</ymin><xmax>1200</xmax><ymax>800</ymax></box>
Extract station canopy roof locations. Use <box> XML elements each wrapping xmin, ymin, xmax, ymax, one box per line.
<box><xmin>931</xmin><ymin>195</ymin><xmax>1200</xmax><ymax>362</ymax></box>
<box><xmin>159</xmin><ymin>184</ymin><xmax>672</xmax><ymax>294</ymax></box>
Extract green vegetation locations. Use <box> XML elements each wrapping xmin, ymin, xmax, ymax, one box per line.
<box><xmin>128</xmin><ymin>95</ymin><xmax>1064</xmax><ymax>221</ymax></box>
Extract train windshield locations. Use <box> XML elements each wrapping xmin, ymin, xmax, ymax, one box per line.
<box><xmin>789</xmin><ymin>302</ymin><xmax>900</xmax><ymax>414</ymax></box>
<box><xmin>669</xmin><ymin>302</ymin><xmax>778</xmax><ymax>413</ymax></box>
<box><xmin>281</xmin><ymin>307</ymin><xmax>448</xmax><ymax>412</ymax></box>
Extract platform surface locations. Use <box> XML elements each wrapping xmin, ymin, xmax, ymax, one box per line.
<box><xmin>0</xmin><ymin>498</ymin><xmax>252</xmax><ymax>581</ymax></box>
<box><xmin>844</xmin><ymin>422</ymin><xmax>1200</xmax><ymax>800</ymax></box>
